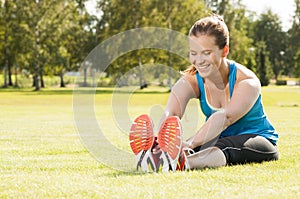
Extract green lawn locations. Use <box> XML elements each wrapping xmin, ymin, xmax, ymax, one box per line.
<box><xmin>0</xmin><ymin>86</ymin><xmax>299</xmax><ymax>198</ymax></box>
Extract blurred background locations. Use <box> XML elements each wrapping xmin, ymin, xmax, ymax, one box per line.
<box><xmin>1</xmin><ymin>0</ymin><xmax>299</xmax><ymax>91</ymax></box>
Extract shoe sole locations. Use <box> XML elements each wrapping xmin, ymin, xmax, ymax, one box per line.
<box><xmin>157</xmin><ymin>116</ymin><xmax>182</xmax><ymax>172</ymax></box>
<box><xmin>129</xmin><ymin>114</ymin><xmax>155</xmax><ymax>171</ymax></box>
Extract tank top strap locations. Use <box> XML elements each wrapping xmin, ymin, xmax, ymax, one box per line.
<box><xmin>228</xmin><ymin>61</ymin><xmax>237</xmax><ymax>98</ymax></box>
<box><xmin>196</xmin><ymin>72</ymin><xmax>212</xmax><ymax>117</ymax></box>
<box><xmin>196</xmin><ymin>60</ymin><xmax>237</xmax><ymax>118</ymax></box>
<box><xmin>196</xmin><ymin>72</ymin><xmax>205</xmax><ymax>100</ymax></box>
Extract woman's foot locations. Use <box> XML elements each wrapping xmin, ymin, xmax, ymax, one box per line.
<box><xmin>129</xmin><ymin>114</ymin><xmax>155</xmax><ymax>172</ymax></box>
<box><xmin>157</xmin><ymin>116</ymin><xmax>182</xmax><ymax>172</ymax></box>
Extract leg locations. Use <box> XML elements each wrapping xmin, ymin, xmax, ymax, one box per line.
<box><xmin>186</xmin><ymin>147</ymin><xmax>226</xmax><ymax>169</ymax></box>
<box><xmin>234</xmin><ymin>135</ymin><xmax>278</xmax><ymax>164</ymax></box>
<box><xmin>186</xmin><ymin>134</ymin><xmax>278</xmax><ymax>169</ymax></box>
<box><xmin>215</xmin><ymin>134</ymin><xmax>278</xmax><ymax>165</ymax></box>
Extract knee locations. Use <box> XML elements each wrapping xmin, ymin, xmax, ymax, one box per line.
<box><xmin>244</xmin><ymin>136</ymin><xmax>277</xmax><ymax>153</ymax></box>
<box><xmin>243</xmin><ymin>136</ymin><xmax>279</xmax><ymax>163</ymax></box>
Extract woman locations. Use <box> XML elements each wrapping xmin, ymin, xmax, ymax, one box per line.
<box><xmin>129</xmin><ymin>15</ymin><xmax>278</xmax><ymax>172</ymax></box>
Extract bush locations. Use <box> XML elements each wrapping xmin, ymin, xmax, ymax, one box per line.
<box><xmin>276</xmin><ymin>80</ymin><xmax>287</xmax><ymax>86</ymax></box>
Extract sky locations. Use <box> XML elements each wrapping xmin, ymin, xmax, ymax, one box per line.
<box><xmin>241</xmin><ymin>0</ymin><xmax>296</xmax><ymax>31</ymax></box>
<box><xmin>85</xmin><ymin>0</ymin><xmax>296</xmax><ymax>31</ymax></box>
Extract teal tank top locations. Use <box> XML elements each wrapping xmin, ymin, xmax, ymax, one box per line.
<box><xmin>196</xmin><ymin>61</ymin><xmax>278</xmax><ymax>144</ymax></box>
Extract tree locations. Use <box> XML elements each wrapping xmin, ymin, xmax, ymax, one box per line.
<box><xmin>96</xmin><ymin>0</ymin><xmax>207</xmax><ymax>86</ymax></box>
<box><xmin>1</xmin><ymin>0</ymin><xmax>36</xmax><ymax>88</ymax></box>
<box><xmin>4</xmin><ymin>0</ymin><xmax>93</xmax><ymax>89</ymax></box>
<box><xmin>42</xmin><ymin>0</ymin><xmax>94</xmax><ymax>87</ymax></box>
<box><xmin>222</xmin><ymin>1</ymin><xmax>255</xmax><ymax>68</ymax></box>
<box><xmin>288</xmin><ymin>0</ymin><xmax>300</xmax><ymax>78</ymax></box>
<box><xmin>1</xmin><ymin>0</ymin><xmax>298</xmax><ymax>90</ymax></box>
<box><xmin>255</xmin><ymin>41</ymin><xmax>272</xmax><ymax>86</ymax></box>
<box><xmin>293</xmin><ymin>50</ymin><xmax>300</xmax><ymax>77</ymax></box>
<box><xmin>251</xmin><ymin>10</ymin><xmax>287</xmax><ymax>80</ymax></box>
<box><xmin>1</xmin><ymin>0</ymin><xmax>16</xmax><ymax>87</ymax></box>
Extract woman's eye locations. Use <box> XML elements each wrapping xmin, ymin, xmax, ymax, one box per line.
<box><xmin>203</xmin><ymin>51</ymin><xmax>211</xmax><ymax>55</ymax></box>
<box><xmin>190</xmin><ymin>51</ymin><xmax>197</xmax><ymax>56</ymax></box>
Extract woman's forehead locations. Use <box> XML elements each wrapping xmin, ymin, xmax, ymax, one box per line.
<box><xmin>189</xmin><ymin>35</ymin><xmax>217</xmax><ymax>50</ymax></box>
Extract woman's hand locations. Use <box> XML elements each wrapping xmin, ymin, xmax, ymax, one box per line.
<box><xmin>181</xmin><ymin>141</ymin><xmax>194</xmax><ymax>156</ymax></box>
<box><xmin>182</xmin><ymin>141</ymin><xmax>192</xmax><ymax>150</ymax></box>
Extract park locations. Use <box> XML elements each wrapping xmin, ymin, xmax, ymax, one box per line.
<box><xmin>1</xmin><ymin>0</ymin><xmax>300</xmax><ymax>198</ymax></box>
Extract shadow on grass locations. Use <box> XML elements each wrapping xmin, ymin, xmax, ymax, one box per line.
<box><xmin>103</xmin><ymin>170</ymin><xmax>153</xmax><ymax>177</ymax></box>
<box><xmin>100</xmin><ymin>160</ymin><xmax>279</xmax><ymax>177</ymax></box>
<box><xmin>0</xmin><ymin>87</ymin><xmax>171</xmax><ymax>95</ymax></box>
<box><xmin>101</xmin><ymin>165</ymin><xmax>224</xmax><ymax>177</ymax></box>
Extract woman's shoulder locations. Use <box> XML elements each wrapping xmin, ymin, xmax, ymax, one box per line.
<box><xmin>180</xmin><ymin>73</ymin><xmax>200</xmax><ymax>98</ymax></box>
<box><xmin>233</xmin><ymin>62</ymin><xmax>259</xmax><ymax>81</ymax></box>
<box><xmin>232</xmin><ymin>61</ymin><xmax>261</xmax><ymax>90</ymax></box>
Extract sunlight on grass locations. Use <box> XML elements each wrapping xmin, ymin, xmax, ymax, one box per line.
<box><xmin>0</xmin><ymin>86</ymin><xmax>299</xmax><ymax>198</ymax></box>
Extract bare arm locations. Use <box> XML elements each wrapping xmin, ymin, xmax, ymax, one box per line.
<box><xmin>159</xmin><ymin>74</ymin><xmax>199</xmax><ymax>127</ymax></box>
<box><xmin>186</xmin><ymin>76</ymin><xmax>261</xmax><ymax>148</ymax></box>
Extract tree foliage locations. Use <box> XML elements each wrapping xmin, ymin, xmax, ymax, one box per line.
<box><xmin>0</xmin><ymin>0</ymin><xmax>95</xmax><ymax>89</ymax></box>
<box><xmin>289</xmin><ymin>0</ymin><xmax>300</xmax><ymax>77</ymax></box>
<box><xmin>96</xmin><ymin>0</ymin><xmax>208</xmax><ymax>86</ymax></box>
<box><xmin>0</xmin><ymin>0</ymin><xmax>299</xmax><ymax>89</ymax></box>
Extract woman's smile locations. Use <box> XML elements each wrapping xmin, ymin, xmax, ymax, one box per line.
<box><xmin>195</xmin><ymin>63</ymin><xmax>210</xmax><ymax>70</ymax></box>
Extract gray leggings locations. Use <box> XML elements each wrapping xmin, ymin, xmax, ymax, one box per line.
<box><xmin>193</xmin><ymin>134</ymin><xmax>278</xmax><ymax>165</ymax></box>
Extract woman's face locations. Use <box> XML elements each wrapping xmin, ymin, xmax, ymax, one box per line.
<box><xmin>189</xmin><ymin>34</ymin><xmax>225</xmax><ymax>78</ymax></box>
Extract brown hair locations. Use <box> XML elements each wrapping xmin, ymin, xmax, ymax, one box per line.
<box><xmin>183</xmin><ymin>15</ymin><xmax>229</xmax><ymax>75</ymax></box>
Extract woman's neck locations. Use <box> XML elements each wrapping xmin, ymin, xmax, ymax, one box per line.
<box><xmin>205</xmin><ymin>59</ymin><xmax>229</xmax><ymax>89</ymax></box>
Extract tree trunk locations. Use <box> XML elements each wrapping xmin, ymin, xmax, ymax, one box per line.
<box><xmin>83</xmin><ymin>68</ymin><xmax>87</xmax><ymax>87</ymax></box>
<box><xmin>8</xmin><ymin>65</ymin><xmax>13</xmax><ymax>86</ymax></box>
<box><xmin>33</xmin><ymin>75</ymin><xmax>39</xmax><ymax>90</ymax></box>
<box><xmin>32</xmin><ymin>76</ymin><xmax>35</xmax><ymax>87</ymax></box>
<box><xmin>259</xmin><ymin>51</ymin><xmax>268</xmax><ymax>86</ymax></box>
<box><xmin>167</xmin><ymin>0</ymin><xmax>172</xmax><ymax>91</ymax></box>
<box><xmin>138</xmin><ymin>57</ymin><xmax>144</xmax><ymax>89</ymax></box>
<box><xmin>40</xmin><ymin>68</ymin><xmax>45</xmax><ymax>88</ymax></box>
<box><xmin>14</xmin><ymin>64</ymin><xmax>19</xmax><ymax>88</ymax></box>
<box><xmin>33</xmin><ymin>25</ymin><xmax>40</xmax><ymax>91</ymax></box>
<box><xmin>3</xmin><ymin>65</ymin><xmax>8</xmax><ymax>88</ymax></box>
<box><xmin>34</xmin><ymin>1</ymin><xmax>40</xmax><ymax>91</ymax></box>
<box><xmin>4</xmin><ymin>0</ymin><xmax>9</xmax><ymax>88</ymax></box>
<box><xmin>60</xmin><ymin>73</ymin><xmax>65</xmax><ymax>87</ymax></box>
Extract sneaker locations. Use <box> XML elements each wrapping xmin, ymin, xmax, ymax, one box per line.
<box><xmin>150</xmin><ymin>137</ymin><xmax>163</xmax><ymax>172</ymax></box>
<box><xmin>157</xmin><ymin>116</ymin><xmax>182</xmax><ymax>172</ymax></box>
<box><xmin>176</xmin><ymin>148</ymin><xmax>193</xmax><ymax>171</ymax></box>
<box><xmin>129</xmin><ymin>114</ymin><xmax>155</xmax><ymax>172</ymax></box>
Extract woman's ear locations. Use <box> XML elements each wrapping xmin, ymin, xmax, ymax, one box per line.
<box><xmin>222</xmin><ymin>45</ymin><xmax>229</xmax><ymax>57</ymax></box>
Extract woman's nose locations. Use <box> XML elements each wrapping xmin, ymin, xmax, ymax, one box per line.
<box><xmin>192</xmin><ymin>55</ymin><xmax>204</xmax><ymax>65</ymax></box>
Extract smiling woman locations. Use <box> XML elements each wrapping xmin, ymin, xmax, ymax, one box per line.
<box><xmin>189</xmin><ymin>34</ymin><xmax>227</xmax><ymax>79</ymax></box>
<box><xmin>129</xmin><ymin>15</ymin><xmax>279</xmax><ymax>172</ymax></box>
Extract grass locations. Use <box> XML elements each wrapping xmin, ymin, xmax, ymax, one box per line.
<box><xmin>0</xmin><ymin>86</ymin><xmax>299</xmax><ymax>198</ymax></box>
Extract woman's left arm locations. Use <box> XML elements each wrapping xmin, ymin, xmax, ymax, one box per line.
<box><xmin>186</xmin><ymin>76</ymin><xmax>261</xmax><ymax>148</ymax></box>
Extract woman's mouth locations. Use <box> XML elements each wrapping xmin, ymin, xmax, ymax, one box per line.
<box><xmin>195</xmin><ymin>64</ymin><xmax>210</xmax><ymax>70</ymax></box>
